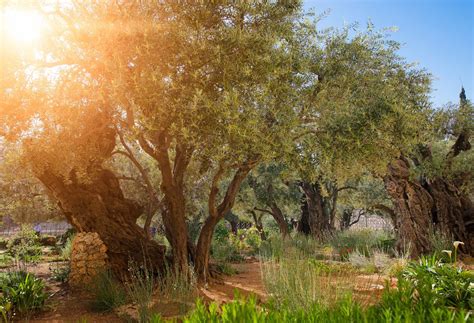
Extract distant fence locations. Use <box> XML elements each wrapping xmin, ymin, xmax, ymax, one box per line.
<box><xmin>0</xmin><ymin>222</ymin><xmax>72</xmax><ymax>237</ymax></box>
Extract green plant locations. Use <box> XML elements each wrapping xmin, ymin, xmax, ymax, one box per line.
<box><xmin>211</xmin><ymin>238</ymin><xmax>244</xmax><ymax>263</ymax></box>
<box><xmin>125</xmin><ymin>260</ymin><xmax>156</xmax><ymax>322</ymax></box>
<box><xmin>1</xmin><ymin>272</ymin><xmax>46</xmax><ymax>319</ymax></box>
<box><xmin>400</xmin><ymin>254</ymin><xmax>473</xmax><ymax>310</ymax></box>
<box><xmin>0</xmin><ymin>253</ymin><xmax>13</xmax><ymax>268</ymax></box>
<box><xmin>215</xmin><ymin>262</ymin><xmax>237</xmax><ymax>276</ymax></box>
<box><xmin>7</xmin><ymin>225</ymin><xmax>42</xmax><ymax>263</ymax></box>
<box><xmin>89</xmin><ymin>271</ymin><xmax>126</xmax><ymax>312</ymax></box>
<box><xmin>262</xmin><ymin>255</ymin><xmax>356</xmax><ymax>309</ymax></box>
<box><xmin>329</xmin><ymin>229</ymin><xmax>394</xmax><ymax>259</ymax></box>
<box><xmin>61</xmin><ymin>235</ymin><xmax>74</xmax><ymax>260</ymax></box>
<box><xmin>180</xmin><ymin>293</ymin><xmax>470</xmax><ymax>322</ymax></box>
<box><xmin>158</xmin><ymin>265</ymin><xmax>197</xmax><ymax>303</ymax></box>
<box><xmin>49</xmin><ymin>263</ymin><xmax>70</xmax><ymax>283</ymax></box>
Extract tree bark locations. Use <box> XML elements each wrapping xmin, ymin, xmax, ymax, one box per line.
<box><xmin>38</xmin><ymin>168</ymin><xmax>166</xmax><ymax>277</ymax></box>
<box><xmin>384</xmin><ymin>157</ymin><xmax>433</xmax><ymax>257</ymax></box>
<box><xmin>299</xmin><ymin>181</ymin><xmax>332</xmax><ymax>239</ymax></box>
<box><xmin>195</xmin><ymin>160</ymin><xmax>256</xmax><ymax>282</ymax></box>
<box><xmin>425</xmin><ymin>178</ymin><xmax>474</xmax><ymax>254</ymax></box>
<box><xmin>254</xmin><ymin>205</ymin><xmax>289</xmax><ymax>238</ymax></box>
<box><xmin>138</xmin><ymin>135</ymin><xmax>191</xmax><ymax>272</ymax></box>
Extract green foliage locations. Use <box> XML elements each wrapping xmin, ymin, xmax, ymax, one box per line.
<box><xmin>329</xmin><ymin>229</ymin><xmax>394</xmax><ymax>259</ymax></box>
<box><xmin>399</xmin><ymin>255</ymin><xmax>473</xmax><ymax>310</ymax></box>
<box><xmin>125</xmin><ymin>261</ymin><xmax>156</xmax><ymax>322</ymax></box>
<box><xmin>262</xmin><ymin>254</ymin><xmax>356</xmax><ymax>309</ymax></box>
<box><xmin>89</xmin><ymin>271</ymin><xmax>126</xmax><ymax>312</ymax></box>
<box><xmin>0</xmin><ymin>253</ymin><xmax>13</xmax><ymax>268</ymax></box>
<box><xmin>7</xmin><ymin>225</ymin><xmax>42</xmax><ymax>263</ymax></box>
<box><xmin>157</xmin><ymin>266</ymin><xmax>197</xmax><ymax>303</ymax></box>
<box><xmin>49</xmin><ymin>263</ymin><xmax>70</xmax><ymax>283</ymax></box>
<box><xmin>180</xmin><ymin>293</ymin><xmax>469</xmax><ymax>323</ymax></box>
<box><xmin>61</xmin><ymin>234</ymin><xmax>74</xmax><ymax>260</ymax></box>
<box><xmin>214</xmin><ymin>262</ymin><xmax>237</xmax><ymax>276</ymax></box>
<box><xmin>0</xmin><ymin>271</ymin><xmax>46</xmax><ymax>319</ymax></box>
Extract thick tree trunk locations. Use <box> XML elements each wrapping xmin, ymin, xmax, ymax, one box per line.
<box><xmin>425</xmin><ymin>178</ymin><xmax>474</xmax><ymax>254</ymax></box>
<box><xmin>38</xmin><ymin>168</ymin><xmax>166</xmax><ymax>277</ymax></box>
<box><xmin>194</xmin><ymin>216</ymin><xmax>219</xmax><ymax>281</ymax></box>
<box><xmin>297</xmin><ymin>195</ymin><xmax>311</xmax><ymax>234</ymax></box>
<box><xmin>384</xmin><ymin>158</ymin><xmax>434</xmax><ymax>257</ymax></box>
<box><xmin>299</xmin><ymin>182</ymin><xmax>331</xmax><ymax>239</ymax></box>
<box><xmin>160</xmin><ymin>192</ymin><xmax>189</xmax><ymax>272</ymax></box>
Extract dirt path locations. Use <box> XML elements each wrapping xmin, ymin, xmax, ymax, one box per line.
<box><xmin>28</xmin><ymin>261</ymin><xmax>266</xmax><ymax>322</ymax></box>
<box><xmin>200</xmin><ymin>261</ymin><xmax>267</xmax><ymax>304</ymax></box>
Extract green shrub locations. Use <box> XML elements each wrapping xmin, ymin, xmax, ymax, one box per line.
<box><xmin>0</xmin><ymin>272</ymin><xmax>46</xmax><ymax>319</ymax></box>
<box><xmin>242</xmin><ymin>227</ymin><xmax>262</xmax><ymax>254</ymax></box>
<box><xmin>329</xmin><ymin>229</ymin><xmax>394</xmax><ymax>258</ymax></box>
<box><xmin>211</xmin><ymin>238</ymin><xmax>243</xmax><ymax>263</ymax></box>
<box><xmin>49</xmin><ymin>263</ymin><xmax>70</xmax><ymax>283</ymax></box>
<box><xmin>0</xmin><ymin>253</ymin><xmax>13</xmax><ymax>268</ymax></box>
<box><xmin>7</xmin><ymin>225</ymin><xmax>42</xmax><ymax>263</ymax></box>
<box><xmin>89</xmin><ymin>271</ymin><xmax>126</xmax><ymax>312</ymax></box>
<box><xmin>399</xmin><ymin>254</ymin><xmax>473</xmax><ymax>310</ymax></box>
<box><xmin>215</xmin><ymin>262</ymin><xmax>237</xmax><ymax>276</ymax></box>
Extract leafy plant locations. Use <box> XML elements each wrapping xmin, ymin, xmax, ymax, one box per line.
<box><xmin>400</xmin><ymin>254</ymin><xmax>473</xmax><ymax>309</ymax></box>
<box><xmin>7</xmin><ymin>225</ymin><xmax>42</xmax><ymax>263</ymax></box>
<box><xmin>1</xmin><ymin>272</ymin><xmax>46</xmax><ymax>319</ymax></box>
<box><xmin>49</xmin><ymin>263</ymin><xmax>71</xmax><ymax>283</ymax></box>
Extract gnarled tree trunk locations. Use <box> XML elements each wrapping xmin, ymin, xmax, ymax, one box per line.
<box><xmin>39</xmin><ymin>168</ymin><xmax>166</xmax><ymax>277</ymax></box>
<box><xmin>384</xmin><ymin>157</ymin><xmax>433</xmax><ymax>257</ymax></box>
<box><xmin>299</xmin><ymin>181</ymin><xmax>332</xmax><ymax>239</ymax></box>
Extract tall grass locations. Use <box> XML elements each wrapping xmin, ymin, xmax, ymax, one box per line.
<box><xmin>125</xmin><ymin>260</ymin><xmax>156</xmax><ymax>322</ymax></box>
<box><xmin>89</xmin><ymin>271</ymin><xmax>126</xmax><ymax>312</ymax></box>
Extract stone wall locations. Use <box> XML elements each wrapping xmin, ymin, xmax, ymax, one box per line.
<box><xmin>69</xmin><ymin>232</ymin><xmax>108</xmax><ymax>288</ymax></box>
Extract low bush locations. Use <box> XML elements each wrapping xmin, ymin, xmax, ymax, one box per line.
<box><xmin>49</xmin><ymin>262</ymin><xmax>71</xmax><ymax>283</ymax></box>
<box><xmin>400</xmin><ymin>254</ymin><xmax>473</xmax><ymax>310</ymax></box>
<box><xmin>329</xmin><ymin>229</ymin><xmax>394</xmax><ymax>258</ymax></box>
<box><xmin>0</xmin><ymin>253</ymin><xmax>13</xmax><ymax>268</ymax></box>
<box><xmin>158</xmin><ymin>266</ymin><xmax>197</xmax><ymax>303</ymax></box>
<box><xmin>89</xmin><ymin>271</ymin><xmax>126</xmax><ymax>312</ymax></box>
<box><xmin>211</xmin><ymin>237</ymin><xmax>244</xmax><ymax>263</ymax></box>
<box><xmin>0</xmin><ymin>271</ymin><xmax>46</xmax><ymax>320</ymax></box>
<box><xmin>7</xmin><ymin>225</ymin><xmax>42</xmax><ymax>263</ymax></box>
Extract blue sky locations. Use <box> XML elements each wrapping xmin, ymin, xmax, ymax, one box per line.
<box><xmin>304</xmin><ymin>0</ymin><xmax>473</xmax><ymax>107</ymax></box>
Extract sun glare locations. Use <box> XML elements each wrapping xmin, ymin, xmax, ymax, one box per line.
<box><xmin>1</xmin><ymin>8</ymin><xmax>44</xmax><ymax>45</ymax></box>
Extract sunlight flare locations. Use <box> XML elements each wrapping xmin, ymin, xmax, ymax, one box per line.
<box><xmin>1</xmin><ymin>7</ymin><xmax>44</xmax><ymax>45</ymax></box>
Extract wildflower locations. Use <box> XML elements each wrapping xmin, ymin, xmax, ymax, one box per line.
<box><xmin>441</xmin><ymin>250</ymin><xmax>452</xmax><ymax>258</ymax></box>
